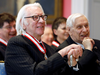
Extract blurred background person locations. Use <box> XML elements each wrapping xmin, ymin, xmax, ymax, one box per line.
<box><xmin>41</xmin><ymin>25</ymin><xmax>54</xmax><ymax>46</ymax></box>
<box><xmin>0</xmin><ymin>13</ymin><xmax>16</xmax><ymax>60</ymax></box>
<box><xmin>51</xmin><ymin>17</ymin><xmax>69</xmax><ymax>50</ymax></box>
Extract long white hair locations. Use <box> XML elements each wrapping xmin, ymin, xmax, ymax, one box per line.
<box><xmin>16</xmin><ymin>2</ymin><xmax>45</xmax><ymax>35</ymax></box>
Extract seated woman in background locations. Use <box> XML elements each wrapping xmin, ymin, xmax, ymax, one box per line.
<box><xmin>51</xmin><ymin>17</ymin><xmax>69</xmax><ymax>50</ymax></box>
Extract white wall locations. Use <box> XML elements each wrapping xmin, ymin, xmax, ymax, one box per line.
<box><xmin>71</xmin><ymin>0</ymin><xmax>89</xmax><ymax>17</ymax></box>
<box><xmin>88</xmin><ymin>0</ymin><xmax>100</xmax><ymax>40</ymax></box>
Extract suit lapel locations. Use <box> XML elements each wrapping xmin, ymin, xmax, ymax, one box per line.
<box><xmin>21</xmin><ymin>35</ymin><xmax>45</xmax><ymax>61</ymax></box>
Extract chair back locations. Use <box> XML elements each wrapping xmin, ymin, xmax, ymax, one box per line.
<box><xmin>0</xmin><ymin>61</ymin><xmax>7</xmax><ymax>75</ymax></box>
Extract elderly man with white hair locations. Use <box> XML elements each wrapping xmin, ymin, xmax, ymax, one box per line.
<box><xmin>56</xmin><ymin>13</ymin><xmax>100</xmax><ymax>75</ymax></box>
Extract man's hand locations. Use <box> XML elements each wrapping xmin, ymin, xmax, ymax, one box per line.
<box><xmin>82</xmin><ymin>37</ymin><xmax>95</xmax><ymax>51</ymax></box>
<box><xmin>58</xmin><ymin>44</ymin><xmax>83</xmax><ymax>58</ymax></box>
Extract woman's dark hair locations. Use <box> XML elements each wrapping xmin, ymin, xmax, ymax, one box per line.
<box><xmin>52</xmin><ymin>17</ymin><xmax>67</xmax><ymax>39</ymax></box>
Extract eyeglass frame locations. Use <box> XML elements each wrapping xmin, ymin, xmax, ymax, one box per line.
<box><xmin>24</xmin><ymin>15</ymin><xmax>48</xmax><ymax>21</ymax></box>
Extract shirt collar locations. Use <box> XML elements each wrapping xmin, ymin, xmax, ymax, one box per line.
<box><xmin>77</xmin><ymin>43</ymin><xmax>84</xmax><ymax>49</ymax></box>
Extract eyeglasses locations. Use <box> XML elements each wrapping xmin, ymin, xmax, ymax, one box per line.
<box><xmin>24</xmin><ymin>15</ymin><xmax>48</xmax><ymax>21</ymax></box>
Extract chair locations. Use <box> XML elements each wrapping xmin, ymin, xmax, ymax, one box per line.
<box><xmin>0</xmin><ymin>61</ymin><xmax>7</xmax><ymax>75</ymax></box>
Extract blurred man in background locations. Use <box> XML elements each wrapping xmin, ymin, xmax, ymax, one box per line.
<box><xmin>0</xmin><ymin>13</ymin><xmax>16</xmax><ymax>60</ymax></box>
<box><xmin>41</xmin><ymin>26</ymin><xmax>54</xmax><ymax>46</ymax></box>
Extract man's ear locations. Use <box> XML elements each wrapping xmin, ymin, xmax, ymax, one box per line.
<box><xmin>23</xmin><ymin>25</ymin><xmax>26</xmax><ymax>30</ymax></box>
<box><xmin>20</xmin><ymin>19</ymin><xmax>26</xmax><ymax>30</ymax></box>
<box><xmin>53</xmin><ymin>29</ymin><xmax>57</xmax><ymax>35</ymax></box>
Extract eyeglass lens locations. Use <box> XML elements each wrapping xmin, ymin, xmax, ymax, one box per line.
<box><xmin>32</xmin><ymin>15</ymin><xmax>47</xmax><ymax>21</ymax></box>
<box><xmin>25</xmin><ymin>15</ymin><xmax>47</xmax><ymax>21</ymax></box>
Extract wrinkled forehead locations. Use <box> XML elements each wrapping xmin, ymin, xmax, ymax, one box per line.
<box><xmin>74</xmin><ymin>16</ymin><xmax>88</xmax><ymax>26</ymax></box>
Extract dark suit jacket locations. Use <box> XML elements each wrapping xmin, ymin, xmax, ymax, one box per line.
<box><xmin>0</xmin><ymin>42</ymin><xmax>7</xmax><ymax>60</ymax></box>
<box><xmin>57</xmin><ymin>36</ymin><xmax>100</xmax><ymax>75</ymax></box>
<box><xmin>5</xmin><ymin>35</ymin><xmax>75</xmax><ymax>75</ymax></box>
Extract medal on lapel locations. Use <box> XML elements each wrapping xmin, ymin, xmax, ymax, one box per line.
<box><xmin>44</xmin><ymin>53</ymin><xmax>47</xmax><ymax>60</ymax></box>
